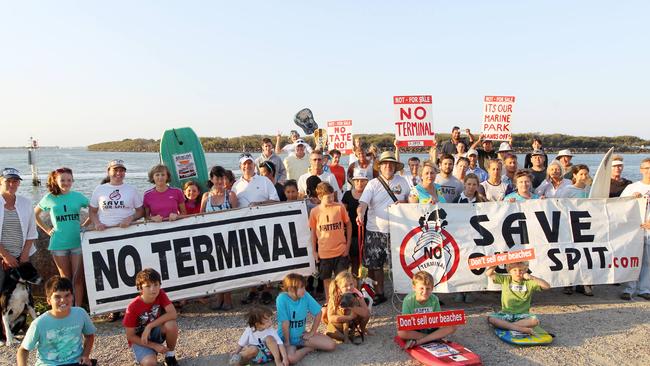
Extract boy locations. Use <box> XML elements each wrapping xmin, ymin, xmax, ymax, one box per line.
<box><xmin>309</xmin><ymin>182</ymin><xmax>352</xmax><ymax>301</ymax></box>
<box><xmin>230</xmin><ymin>305</ymin><xmax>288</xmax><ymax>366</ymax></box>
<box><xmin>123</xmin><ymin>268</ymin><xmax>179</xmax><ymax>366</ymax></box>
<box><xmin>397</xmin><ymin>271</ymin><xmax>457</xmax><ymax>349</ymax></box>
<box><xmin>504</xmin><ymin>170</ymin><xmax>540</xmax><ymax>202</ymax></box>
<box><xmin>486</xmin><ymin>262</ymin><xmax>550</xmax><ymax>334</ymax></box>
<box><xmin>18</xmin><ymin>276</ymin><xmax>96</xmax><ymax>366</ymax></box>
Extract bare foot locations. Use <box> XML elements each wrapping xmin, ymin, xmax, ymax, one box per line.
<box><xmin>514</xmin><ymin>326</ymin><xmax>534</xmax><ymax>334</ymax></box>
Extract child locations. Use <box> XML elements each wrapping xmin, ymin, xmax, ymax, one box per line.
<box><xmin>283</xmin><ymin>179</ymin><xmax>299</xmax><ymax>201</ymax></box>
<box><xmin>397</xmin><ymin>271</ymin><xmax>457</xmax><ymax>349</ymax></box>
<box><xmin>454</xmin><ymin>173</ymin><xmax>487</xmax><ymax>203</ymax></box>
<box><xmin>143</xmin><ymin>164</ymin><xmax>186</xmax><ymax>222</ymax></box>
<box><xmin>276</xmin><ymin>273</ymin><xmax>335</xmax><ymax>364</ymax></box>
<box><xmin>230</xmin><ymin>306</ymin><xmax>288</xmax><ymax>366</ymax></box>
<box><xmin>486</xmin><ymin>262</ymin><xmax>550</xmax><ymax>334</ymax></box>
<box><xmin>309</xmin><ymin>182</ymin><xmax>352</xmax><ymax>302</ymax></box>
<box><xmin>183</xmin><ymin>180</ymin><xmax>202</xmax><ymax>214</ymax></box>
<box><xmin>123</xmin><ymin>268</ymin><xmax>179</xmax><ymax>366</ymax></box>
<box><xmin>325</xmin><ymin>271</ymin><xmax>370</xmax><ymax>344</ymax></box>
<box><xmin>504</xmin><ymin>170</ymin><xmax>540</xmax><ymax>202</ymax></box>
<box><xmin>18</xmin><ymin>276</ymin><xmax>96</xmax><ymax>366</ymax></box>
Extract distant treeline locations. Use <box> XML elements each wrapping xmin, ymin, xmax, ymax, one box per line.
<box><xmin>87</xmin><ymin>133</ymin><xmax>650</xmax><ymax>153</ymax></box>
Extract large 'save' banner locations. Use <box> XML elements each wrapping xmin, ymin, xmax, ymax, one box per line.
<box><xmin>390</xmin><ymin>198</ymin><xmax>646</xmax><ymax>293</ymax></box>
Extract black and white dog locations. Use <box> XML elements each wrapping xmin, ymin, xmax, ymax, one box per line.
<box><xmin>0</xmin><ymin>262</ymin><xmax>42</xmax><ymax>346</ymax></box>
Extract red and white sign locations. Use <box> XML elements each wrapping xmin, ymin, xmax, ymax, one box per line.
<box><xmin>326</xmin><ymin>120</ymin><xmax>353</xmax><ymax>154</ymax></box>
<box><xmin>394</xmin><ymin>95</ymin><xmax>434</xmax><ymax>147</ymax></box>
<box><xmin>467</xmin><ymin>248</ymin><xmax>536</xmax><ymax>270</ymax></box>
<box><xmin>481</xmin><ymin>95</ymin><xmax>515</xmax><ymax>141</ymax></box>
<box><xmin>397</xmin><ymin>310</ymin><xmax>466</xmax><ymax>331</ymax></box>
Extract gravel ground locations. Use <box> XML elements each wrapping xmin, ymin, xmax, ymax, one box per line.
<box><xmin>2</xmin><ymin>283</ymin><xmax>649</xmax><ymax>366</ymax></box>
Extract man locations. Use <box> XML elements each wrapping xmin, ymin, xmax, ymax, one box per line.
<box><xmin>619</xmin><ymin>158</ymin><xmax>650</xmax><ymax>301</ymax></box>
<box><xmin>556</xmin><ymin>149</ymin><xmax>574</xmax><ymax>179</ymax></box>
<box><xmin>610</xmin><ymin>156</ymin><xmax>632</xmax><ymax>197</ymax></box>
<box><xmin>402</xmin><ymin>156</ymin><xmax>422</xmax><ymax>189</ymax></box>
<box><xmin>438</xmin><ymin>127</ymin><xmax>474</xmax><ymax>155</ymax></box>
<box><xmin>255</xmin><ymin>137</ymin><xmax>286</xmax><ymax>183</ymax></box>
<box><xmin>297</xmin><ymin>151</ymin><xmax>342</xmax><ymax>201</ymax></box>
<box><xmin>434</xmin><ymin>154</ymin><xmax>464</xmax><ymax>203</ymax></box>
<box><xmin>357</xmin><ymin>152</ymin><xmax>409</xmax><ymax>304</ymax></box>
<box><xmin>275</xmin><ymin>130</ymin><xmax>312</xmax><ymax>155</ymax></box>
<box><xmin>524</xmin><ymin>138</ymin><xmax>549</xmax><ymax>169</ymax></box>
<box><xmin>497</xmin><ymin>142</ymin><xmax>513</xmax><ymax>161</ymax></box>
<box><xmin>470</xmin><ymin>135</ymin><xmax>498</xmax><ymax>170</ymax></box>
<box><xmin>502</xmin><ymin>154</ymin><xmax>518</xmax><ymax>193</ymax></box>
<box><xmin>233</xmin><ymin>153</ymin><xmax>279</xmax><ymax>208</ymax></box>
<box><xmin>283</xmin><ymin>139</ymin><xmax>311</xmax><ymax>180</ymax></box>
<box><xmin>465</xmin><ymin>149</ymin><xmax>488</xmax><ymax>183</ymax></box>
<box><xmin>529</xmin><ymin>149</ymin><xmax>547</xmax><ymax>189</ymax></box>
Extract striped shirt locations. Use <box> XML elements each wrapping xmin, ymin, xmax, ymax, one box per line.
<box><xmin>1</xmin><ymin>209</ymin><xmax>24</xmax><ymax>257</ymax></box>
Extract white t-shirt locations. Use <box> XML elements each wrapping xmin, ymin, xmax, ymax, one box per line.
<box><xmin>480</xmin><ymin>180</ymin><xmax>510</xmax><ymax>202</ymax></box>
<box><xmin>297</xmin><ymin>170</ymin><xmax>342</xmax><ymax>201</ymax></box>
<box><xmin>233</xmin><ymin>175</ymin><xmax>279</xmax><ymax>208</ymax></box>
<box><xmin>621</xmin><ymin>181</ymin><xmax>650</xmax><ymax>241</ymax></box>
<box><xmin>359</xmin><ymin>175</ymin><xmax>409</xmax><ymax>233</ymax></box>
<box><xmin>237</xmin><ymin>326</ymin><xmax>283</xmax><ymax>347</ymax></box>
<box><xmin>402</xmin><ymin>171</ymin><xmax>422</xmax><ymax>189</ymax></box>
<box><xmin>281</xmin><ymin>143</ymin><xmax>312</xmax><ymax>156</ymax></box>
<box><xmin>90</xmin><ymin>183</ymin><xmax>143</xmax><ymax>226</ymax></box>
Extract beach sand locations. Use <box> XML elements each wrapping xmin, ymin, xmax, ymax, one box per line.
<box><xmin>2</xmin><ymin>283</ymin><xmax>649</xmax><ymax>366</ymax></box>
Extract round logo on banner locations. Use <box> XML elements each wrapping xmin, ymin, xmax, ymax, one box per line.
<box><xmin>399</xmin><ymin>225</ymin><xmax>460</xmax><ymax>287</ymax></box>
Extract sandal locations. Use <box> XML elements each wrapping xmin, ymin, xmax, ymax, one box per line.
<box><xmin>403</xmin><ymin>339</ymin><xmax>417</xmax><ymax>349</ymax></box>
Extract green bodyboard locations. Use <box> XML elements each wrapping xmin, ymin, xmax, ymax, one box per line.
<box><xmin>160</xmin><ymin>127</ymin><xmax>209</xmax><ymax>193</ymax></box>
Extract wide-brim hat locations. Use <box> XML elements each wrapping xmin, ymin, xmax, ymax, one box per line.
<box><xmin>373</xmin><ymin>151</ymin><xmax>404</xmax><ymax>171</ymax></box>
<box><xmin>498</xmin><ymin>142</ymin><xmax>512</xmax><ymax>153</ymax></box>
<box><xmin>556</xmin><ymin>149</ymin><xmax>573</xmax><ymax>158</ymax></box>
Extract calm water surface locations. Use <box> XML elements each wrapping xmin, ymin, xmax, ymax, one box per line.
<box><xmin>0</xmin><ymin>148</ymin><xmax>647</xmax><ymax>203</ymax></box>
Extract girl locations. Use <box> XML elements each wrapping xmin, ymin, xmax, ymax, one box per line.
<box><xmin>534</xmin><ymin>161</ymin><xmax>572</xmax><ymax>198</ymax></box>
<box><xmin>454</xmin><ymin>174</ymin><xmax>487</xmax><ymax>203</ymax></box>
<box><xmin>283</xmin><ymin>180</ymin><xmax>299</xmax><ymax>201</ymax></box>
<box><xmin>143</xmin><ymin>164</ymin><xmax>186</xmax><ymax>222</ymax></box>
<box><xmin>230</xmin><ymin>306</ymin><xmax>288</xmax><ymax>366</ymax></box>
<box><xmin>183</xmin><ymin>180</ymin><xmax>202</xmax><ymax>215</ymax></box>
<box><xmin>276</xmin><ymin>274</ymin><xmax>335</xmax><ymax>364</ymax></box>
<box><xmin>325</xmin><ymin>272</ymin><xmax>370</xmax><ymax>344</ymax></box>
<box><xmin>201</xmin><ymin>165</ymin><xmax>238</xmax><ymax>311</ymax></box>
<box><xmin>259</xmin><ymin>161</ymin><xmax>287</xmax><ymax>201</ymax></box>
<box><xmin>35</xmin><ymin>168</ymin><xmax>89</xmax><ymax>306</ymax></box>
<box><xmin>341</xmin><ymin>169</ymin><xmax>368</xmax><ymax>276</ymax></box>
<box><xmin>557</xmin><ymin>164</ymin><xmax>591</xmax><ymax>199</ymax></box>
<box><xmin>408</xmin><ymin>162</ymin><xmax>446</xmax><ymax>204</ymax></box>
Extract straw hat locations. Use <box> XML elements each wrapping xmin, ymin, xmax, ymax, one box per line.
<box><xmin>373</xmin><ymin>151</ymin><xmax>404</xmax><ymax>171</ymax></box>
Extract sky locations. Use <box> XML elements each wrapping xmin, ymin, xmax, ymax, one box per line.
<box><xmin>1</xmin><ymin>1</ymin><xmax>649</xmax><ymax>147</ymax></box>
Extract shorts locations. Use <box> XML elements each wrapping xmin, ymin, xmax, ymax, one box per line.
<box><xmin>288</xmin><ymin>337</ymin><xmax>305</xmax><ymax>348</ymax></box>
<box><xmin>251</xmin><ymin>343</ymin><xmax>274</xmax><ymax>364</ymax></box>
<box><xmin>363</xmin><ymin>231</ymin><xmax>391</xmax><ymax>269</ymax></box>
<box><xmin>131</xmin><ymin>327</ymin><xmax>165</xmax><ymax>362</ymax></box>
<box><xmin>51</xmin><ymin>247</ymin><xmax>83</xmax><ymax>256</ymax></box>
<box><xmin>489</xmin><ymin>312</ymin><xmax>538</xmax><ymax>322</ymax></box>
<box><xmin>319</xmin><ymin>256</ymin><xmax>350</xmax><ymax>279</ymax></box>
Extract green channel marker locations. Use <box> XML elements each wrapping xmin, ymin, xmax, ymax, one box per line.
<box><xmin>160</xmin><ymin>127</ymin><xmax>209</xmax><ymax>193</ymax></box>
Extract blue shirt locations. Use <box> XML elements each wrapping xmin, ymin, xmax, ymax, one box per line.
<box><xmin>504</xmin><ymin>192</ymin><xmax>540</xmax><ymax>201</ymax></box>
<box><xmin>466</xmin><ymin>166</ymin><xmax>488</xmax><ymax>182</ymax></box>
<box><xmin>276</xmin><ymin>292</ymin><xmax>322</xmax><ymax>345</ymax></box>
<box><xmin>21</xmin><ymin>307</ymin><xmax>96</xmax><ymax>366</ymax></box>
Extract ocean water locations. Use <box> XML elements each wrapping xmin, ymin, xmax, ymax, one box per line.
<box><xmin>0</xmin><ymin>148</ymin><xmax>647</xmax><ymax>204</ymax></box>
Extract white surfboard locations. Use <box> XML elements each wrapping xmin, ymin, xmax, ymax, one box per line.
<box><xmin>589</xmin><ymin>147</ymin><xmax>614</xmax><ymax>198</ymax></box>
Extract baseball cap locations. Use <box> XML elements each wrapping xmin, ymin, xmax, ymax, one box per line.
<box><xmin>531</xmin><ymin>149</ymin><xmax>544</xmax><ymax>156</ymax></box>
<box><xmin>352</xmin><ymin>168</ymin><xmax>369</xmax><ymax>180</ymax></box>
<box><xmin>239</xmin><ymin>152</ymin><xmax>254</xmax><ymax>165</ymax></box>
<box><xmin>612</xmin><ymin>160</ymin><xmax>624</xmax><ymax>167</ymax></box>
<box><xmin>294</xmin><ymin>139</ymin><xmax>308</xmax><ymax>147</ymax></box>
<box><xmin>107</xmin><ymin>159</ymin><xmax>126</xmax><ymax>170</ymax></box>
<box><xmin>1</xmin><ymin>168</ymin><xmax>22</xmax><ymax>180</ymax></box>
<box><xmin>467</xmin><ymin>148</ymin><xmax>479</xmax><ymax>156</ymax></box>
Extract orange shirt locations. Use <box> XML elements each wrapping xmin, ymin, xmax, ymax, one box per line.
<box><xmin>309</xmin><ymin>203</ymin><xmax>350</xmax><ymax>259</ymax></box>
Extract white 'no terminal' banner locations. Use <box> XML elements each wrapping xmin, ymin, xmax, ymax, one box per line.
<box><xmin>390</xmin><ymin>198</ymin><xmax>646</xmax><ymax>293</ymax></box>
<box><xmin>82</xmin><ymin>202</ymin><xmax>314</xmax><ymax>314</ymax></box>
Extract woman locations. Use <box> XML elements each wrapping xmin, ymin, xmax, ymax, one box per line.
<box><xmin>143</xmin><ymin>164</ymin><xmax>186</xmax><ymax>222</ymax></box>
<box><xmin>347</xmin><ymin>146</ymin><xmax>374</xmax><ymax>184</ymax></box>
<box><xmin>35</xmin><ymin>168</ymin><xmax>88</xmax><ymax>306</ymax></box>
<box><xmin>454</xmin><ymin>174</ymin><xmax>487</xmax><ymax>203</ymax></box>
<box><xmin>453</xmin><ymin>141</ymin><xmax>466</xmax><ymax>163</ymax></box>
<box><xmin>200</xmin><ymin>165</ymin><xmax>238</xmax><ymax>311</ymax></box>
<box><xmin>480</xmin><ymin>159</ymin><xmax>509</xmax><ymax>201</ymax></box>
<box><xmin>408</xmin><ymin>162</ymin><xmax>446</xmax><ymax>204</ymax></box>
<box><xmin>258</xmin><ymin>161</ymin><xmax>287</xmax><ymax>201</ymax></box>
<box><xmin>341</xmin><ymin>169</ymin><xmax>368</xmax><ymax>276</ymax></box>
<box><xmin>89</xmin><ymin>159</ymin><xmax>143</xmax><ymax>321</ymax></box>
<box><xmin>534</xmin><ymin>161</ymin><xmax>573</xmax><ymax>198</ymax></box>
<box><xmin>557</xmin><ymin>164</ymin><xmax>593</xmax><ymax>296</ymax></box>
<box><xmin>453</xmin><ymin>157</ymin><xmax>469</xmax><ymax>182</ymax></box>
<box><xmin>0</xmin><ymin>168</ymin><xmax>37</xmax><ymax>290</ymax></box>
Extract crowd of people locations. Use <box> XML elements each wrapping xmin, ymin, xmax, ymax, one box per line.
<box><xmin>2</xmin><ymin>127</ymin><xmax>649</xmax><ymax>365</ymax></box>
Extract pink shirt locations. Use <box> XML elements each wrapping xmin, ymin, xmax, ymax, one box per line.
<box><xmin>143</xmin><ymin>187</ymin><xmax>184</xmax><ymax>218</ymax></box>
